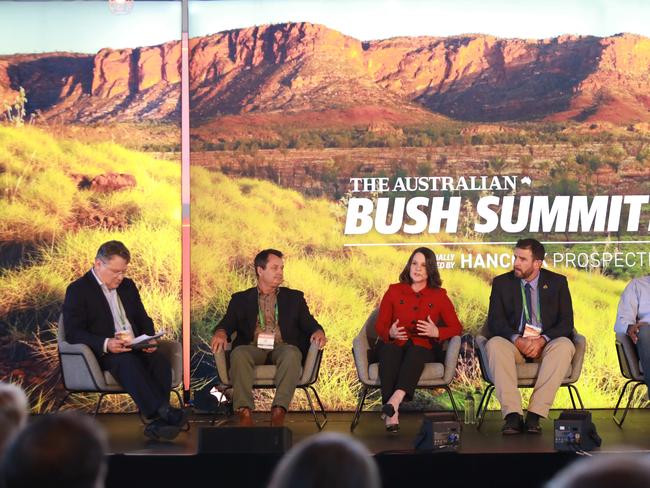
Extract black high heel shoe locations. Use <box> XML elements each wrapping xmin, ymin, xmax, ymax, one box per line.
<box><xmin>381</xmin><ymin>403</ymin><xmax>395</xmax><ymax>418</ymax></box>
<box><xmin>385</xmin><ymin>423</ymin><xmax>400</xmax><ymax>433</ymax></box>
<box><xmin>382</xmin><ymin>404</ymin><xmax>399</xmax><ymax>432</ymax></box>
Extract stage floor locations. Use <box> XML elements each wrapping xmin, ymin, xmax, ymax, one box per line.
<box><xmin>95</xmin><ymin>409</ymin><xmax>650</xmax><ymax>487</ymax></box>
<box><xmin>97</xmin><ymin>408</ymin><xmax>650</xmax><ymax>456</ymax></box>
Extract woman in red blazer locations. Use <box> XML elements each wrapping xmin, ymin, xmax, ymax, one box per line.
<box><xmin>375</xmin><ymin>247</ymin><xmax>463</xmax><ymax>431</ymax></box>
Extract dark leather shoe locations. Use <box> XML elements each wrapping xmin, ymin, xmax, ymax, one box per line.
<box><xmin>525</xmin><ymin>413</ymin><xmax>542</xmax><ymax>434</ymax></box>
<box><xmin>238</xmin><ymin>407</ymin><xmax>253</xmax><ymax>427</ymax></box>
<box><xmin>502</xmin><ymin>413</ymin><xmax>524</xmax><ymax>435</ymax></box>
<box><xmin>144</xmin><ymin>418</ymin><xmax>181</xmax><ymax>441</ymax></box>
<box><xmin>271</xmin><ymin>406</ymin><xmax>286</xmax><ymax>427</ymax></box>
<box><xmin>164</xmin><ymin>406</ymin><xmax>190</xmax><ymax>429</ymax></box>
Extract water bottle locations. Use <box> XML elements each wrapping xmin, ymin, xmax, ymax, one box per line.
<box><xmin>464</xmin><ymin>391</ymin><xmax>476</xmax><ymax>424</ymax></box>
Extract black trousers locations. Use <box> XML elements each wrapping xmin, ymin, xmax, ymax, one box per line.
<box><xmin>99</xmin><ymin>350</ymin><xmax>172</xmax><ymax>418</ymax></box>
<box><xmin>377</xmin><ymin>340</ymin><xmax>442</xmax><ymax>404</ymax></box>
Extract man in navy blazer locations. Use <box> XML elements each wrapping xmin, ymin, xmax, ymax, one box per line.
<box><xmin>211</xmin><ymin>249</ymin><xmax>326</xmax><ymax>427</ymax></box>
<box><xmin>63</xmin><ymin>241</ymin><xmax>187</xmax><ymax>440</ymax></box>
<box><xmin>486</xmin><ymin>238</ymin><xmax>575</xmax><ymax>435</ymax></box>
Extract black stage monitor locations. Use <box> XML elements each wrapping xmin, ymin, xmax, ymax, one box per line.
<box><xmin>413</xmin><ymin>412</ymin><xmax>461</xmax><ymax>451</ymax></box>
<box><xmin>554</xmin><ymin>410</ymin><xmax>601</xmax><ymax>452</ymax></box>
<box><xmin>198</xmin><ymin>426</ymin><xmax>292</xmax><ymax>454</ymax></box>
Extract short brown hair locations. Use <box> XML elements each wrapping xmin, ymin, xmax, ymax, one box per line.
<box><xmin>399</xmin><ymin>247</ymin><xmax>442</xmax><ymax>289</ymax></box>
<box><xmin>515</xmin><ymin>238</ymin><xmax>545</xmax><ymax>261</ymax></box>
<box><xmin>254</xmin><ymin>249</ymin><xmax>283</xmax><ymax>277</ymax></box>
<box><xmin>95</xmin><ymin>241</ymin><xmax>130</xmax><ymax>263</ymax></box>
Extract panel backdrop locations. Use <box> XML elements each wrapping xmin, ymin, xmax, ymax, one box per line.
<box><xmin>0</xmin><ymin>0</ymin><xmax>648</xmax><ymax>412</ymax></box>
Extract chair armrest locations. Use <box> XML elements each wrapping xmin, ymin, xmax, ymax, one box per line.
<box><xmin>212</xmin><ymin>331</ymin><xmax>238</xmax><ymax>387</ymax></box>
<box><xmin>58</xmin><ymin>341</ymin><xmax>107</xmax><ymax>391</ymax></box>
<box><xmin>299</xmin><ymin>341</ymin><xmax>322</xmax><ymax>385</ymax></box>
<box><xmin>352</xmin><ymin>330</ymin><xmax>371</xmax><ymax>385</ymax></box>
<box><xmin>156</xmin><ymin>340</ymin><xmax>182</xmax><ymax>388</ymax></box>
<box><xmin>616</xmin><ymin>332</ymin><xmax>642</xmax><ymax>380</ymax></box>
<box><xmin>475</xmin><ymin>335</ymin><xmax>492</xmax><ymax>384</ymax></box>
<box><xmin>214</xmin><ymin>349</ymin><xmax>230</xmax><ymax>386</ymax></box>
<box><xmin>567</xmin><ymin>333</ymin><xmax>586</xmax><ymax>383</ymax></box>
<box><xmin>442</xmin><ymin>336</ymin><xmax>461</xmax><ymax>384</ymax></box>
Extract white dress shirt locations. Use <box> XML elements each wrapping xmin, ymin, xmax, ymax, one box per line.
<box><xmin>614</xmin><ymin>276</ymin><xmax>650</xmax><ymax>335</ymax></box>
<box><xmin>91</xmin><ymin>268</ymin><xmax>134</xmax><ymax>353</ymax></box>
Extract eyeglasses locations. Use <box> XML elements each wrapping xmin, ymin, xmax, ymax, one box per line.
<box><xmin>99</xmin><ymin>259</ymin><xmax>128</xmax><ymax>277</ymax></box>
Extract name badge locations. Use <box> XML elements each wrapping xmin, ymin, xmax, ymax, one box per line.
<box><xmin>257</xmin><ymin>332</ymin><xmax>275</xmax><ymax>350</ymax></box>
<box><xmin>523</xmin><ymin>323</ymin><xmax>542</xmax><ymax>338</ymax></box>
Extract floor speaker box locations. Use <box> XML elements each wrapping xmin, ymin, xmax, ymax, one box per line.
<box><xmin>198</xmin><ymin>426</ymin><xmax>292</xmax><ymax>454</ymax></box>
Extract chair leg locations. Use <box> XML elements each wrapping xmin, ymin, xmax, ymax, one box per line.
<box><xmin>565</xmin><ymin>384</ymin><xmax>584</xmax><ymax>410</ymax></box>
<box><xmin>309</xmin><ymin>386</ymin><xmax>328</xmax><ymax>429</ymax></box>
<box><xmin>302</xmin><ymin>386</ymin><xmax>327</xmax><ymax>431</ymax></box>
<box><xmin>440</xmin><ymin>385</ymin><xmax>460</xmax><ymax>422</ymax></box>
<box><xmin>172</xmin><ymin>389</ymin><xmax>184</xmax><ymax>408</ymax></box>
<box><xmin>614</xmin><ymin>380</ymin><xmax>644</xmax><ymax>427</ymax></box>
<box><xmin>350</xmin><ymin>386</ymin><xmax>369</xmax><ymax>433</ymax></box>
<box><xmin>613</xmin><ymin>380</ymin><xmax>634</xmax><ymax>413</ymax></box>
<box><xmin>94</xmin><ymin>393</ymin><xmax>107</xmax><ymax>416</ymax></box>
<box><xmin>567</xmin><ymin>384</ymin><xmax>577</xmax><ymax>409</ymax></box>
<box><xmin>476</xmin><ymin>385</ymin><xmax>494</xmax><ymax>430</ymax></box>
<box><xmin>92</xmin><ymin>392</ymin><xmax>141</xmax><ymax>418</ymax></box>
<box><xmin>55</xmin><ymin>392</ymin><xmax>72</xmax><ymax>412</ymax></box>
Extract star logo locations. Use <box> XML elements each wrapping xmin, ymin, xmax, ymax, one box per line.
<box><xmin>521</xmin><ymin>176</ymin><xmax>532</xmax><ymax>186</ymax></box>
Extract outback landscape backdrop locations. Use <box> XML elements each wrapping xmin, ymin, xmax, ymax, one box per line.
<box><xmin>1</xmin><ymin>12</ymin><xmax>649</xmax><ymax>412</ymax></box>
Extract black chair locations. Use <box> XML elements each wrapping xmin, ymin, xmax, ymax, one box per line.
<box><xmin>57</xmin><ymin>315</ymin><xmax>183</xmax><ymax>416</ymax></box>
<box><xmin>474</xmin><ymin>327</ymin><xmax>586</xmax><ymax>429</ymax></box>
<box><xmin>350</xmin><ymin>309</ymin><xmax>461</xmax><ymax>432</ymax></box>
<box><xmin>613</xmin><ymin>332</ymin><xmax>646</xmax><ymax>427</ymax></box>
<box><xmin>214</xmin><ymin>335</ymin><xmax>327</xmax><ymax>430</ymax></box>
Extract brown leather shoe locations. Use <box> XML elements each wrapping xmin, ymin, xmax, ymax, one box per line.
<box><xmin>238</xmin><ymin>407</ymin><xmax>253</xmax><ymax>427</ymax></box>
<box><xmin>271</xmin><ymin>406</ymin><xmax>286</xmax><ymax>427</ymax></box>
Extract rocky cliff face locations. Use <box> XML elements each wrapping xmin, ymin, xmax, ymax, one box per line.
<box><xmin>1</xmin><ymin>22</ymin><xmax>649</xmax><ymax>124</ymax></box>
<box><xmin>0</xmin><ymin>42</ymin><xmax>181</xmax><ymax>123</ymax></box>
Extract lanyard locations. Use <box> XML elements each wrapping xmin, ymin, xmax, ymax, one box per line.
<box><xmin>114</xmin><ymin>292</ymin><xmax>128</xmax><ymax>329</ymax></box>
<box><xmin>258</xmin><ymin>301</ymin><xmax>278</xmax><ymax>331</ymax></box>
<box><xmin>520</xmin><ymin>282</ymin><xmax>541</xmax><ymax>324</ymax></box>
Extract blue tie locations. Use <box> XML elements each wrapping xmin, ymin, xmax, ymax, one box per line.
<box><xmin>524</xmin><ymin>283</ymin><xmax>533</xmax><ymax>324</ymax></box>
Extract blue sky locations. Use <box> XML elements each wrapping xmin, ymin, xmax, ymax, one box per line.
<box><xmin>0</xmin><ymin>0</ymin><xmax>648</xmax><ymax>55</ymax></box>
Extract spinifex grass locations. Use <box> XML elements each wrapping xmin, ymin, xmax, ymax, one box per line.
<box><xmin>0</xmin><ymin>125</ymin><xmax>639</xmax><ymax>412</ymax></box>
<box><xmin>0</xmin><ymin>126</ymin><xmax>180</xmax><ymax>412</ymax></box>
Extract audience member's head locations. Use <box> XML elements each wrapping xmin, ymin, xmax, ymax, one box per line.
<box><xmin>1</xmin><ymin>411</ymin><xmax>108</xmax><ymax>488</ymax></box>
<box><xmin>0</xmin><ymin>381</ymin><xmax>29</xmax><ymax>455</ymax></box>
<box><xmin>267</xmin><ymin>432</ymin><xmax>380</xmax><ymax>488</ymax></box>
<box><xmin>547</xmin><ymin>454</ymin><xmax>650</xmax><ymax>488</ymax></box>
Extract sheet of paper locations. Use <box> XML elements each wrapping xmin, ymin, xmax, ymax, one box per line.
<box><xmin>131</xmin><ymin>331</ymin><xmax>165</xmax><ymax>345</ymax></box>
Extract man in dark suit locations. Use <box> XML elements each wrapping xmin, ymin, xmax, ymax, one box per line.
<box><xmin>211</xmin><ymin>249</ymin><xmax>326</xmax><ymax>426</ymax></box>
<box><xmin>63</xmin><ymin>241</ymin><xmax>187</xmax><ymax>440</ymax></box>
<box><xmin>486</xmin><ymin>238</ymin><xmax>575</xmax><ymax>435</ymax></box>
